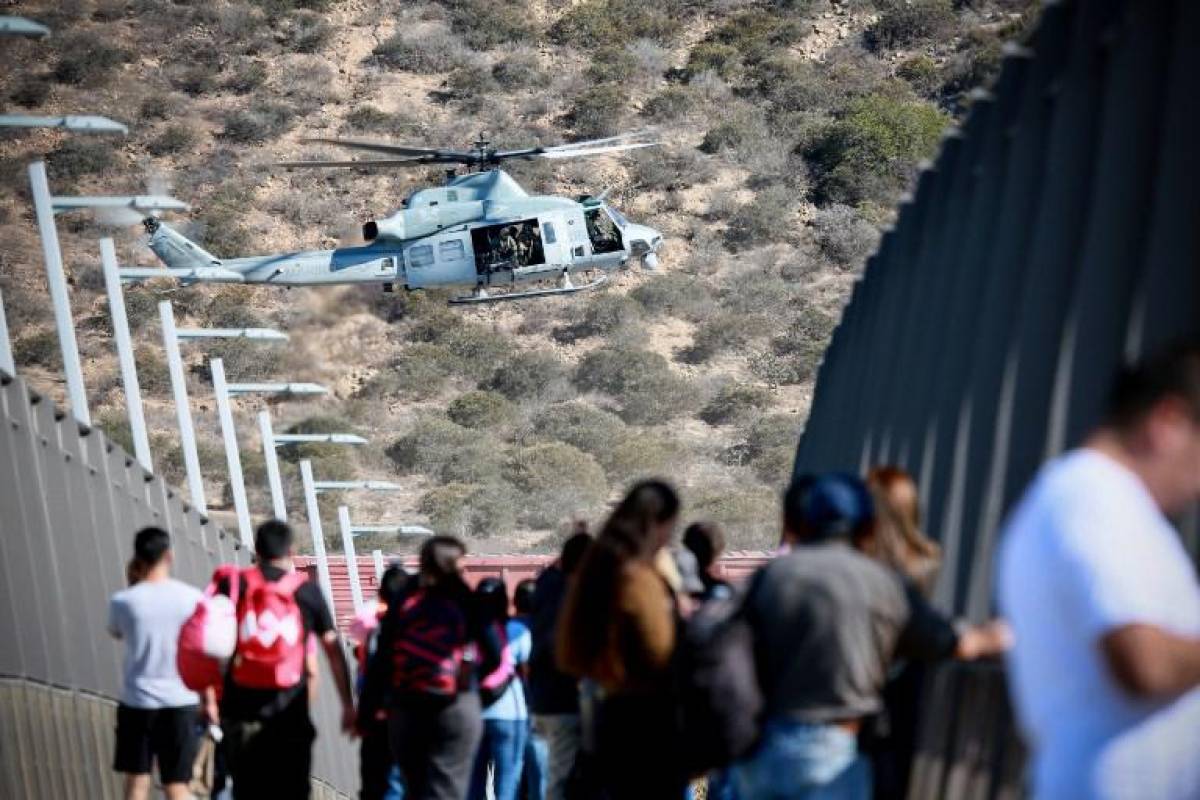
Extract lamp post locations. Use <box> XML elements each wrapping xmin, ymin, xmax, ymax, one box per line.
<box><xmin>259</xmin><ymin>411</ymin><xmax>367</xmax><ymax>523</ymax></box>
<box><xmin>100</xmin><ymin>238</ymin><xmax>152</xmax><ymax>472</ymax></box>
<box><xmin>336</xmin><ymin>511</ymin><xmax>432</xmax><ymax>614</ymax></box>
<box><xmin>211</xmin><ymin>368</ymin><xmax>331</xmax><ymax>548</ymax></box>
<box><xmin>297</xmin><ymin>463</ymin><xmax>401</xmax><ymax>613</ymax></box>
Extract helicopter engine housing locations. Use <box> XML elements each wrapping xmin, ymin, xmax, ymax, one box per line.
<box><xmin>363</xmin><ymin>201</ymin><xmax>485</xmax><ymax>243</ymax></box>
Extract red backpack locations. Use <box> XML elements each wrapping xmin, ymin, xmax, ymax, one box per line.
<box><xmin>177</xmin><ymin>565</ymin><xmax>241</xmax><ymax>692</ymax></box>
<box><xmin>390</xmin><ymin>590</ymin><xmax>472</xmax><ymax>697</ymax></box>
<box><xmin>230</xmin><ymin>567</ymin><xmax>308</xmax><ymax>690</ymax></box>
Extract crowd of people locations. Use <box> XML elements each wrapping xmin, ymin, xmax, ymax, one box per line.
<box><xmin>106</xmin><ymin>344</ymin><xmax>1200</xmax><ymax>800</ymax></box>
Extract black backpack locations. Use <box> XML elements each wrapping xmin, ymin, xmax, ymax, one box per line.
<box><xmin>673</xmin><ymin>575</ymin><xmax>765</xmax><ymax>778</ymax></box>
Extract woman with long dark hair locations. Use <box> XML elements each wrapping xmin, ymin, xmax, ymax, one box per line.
<box><xmin>557</xmin><ymin>479</ymin><xmax>686</xmax><ymax>798</ymax></box>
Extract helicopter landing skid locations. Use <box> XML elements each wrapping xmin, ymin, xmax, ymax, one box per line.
<box><xmin>449</xmin><ymin>274</ymin><xmax>608</xmax><ymax>305</ymax></box>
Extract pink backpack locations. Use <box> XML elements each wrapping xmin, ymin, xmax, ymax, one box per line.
<box><xmin>229</xmin><ymin>567</ymin><xmax>309</xmax><ymax>690</ymax></box>
<box><xmin>177</xmin><ymin>565</ymin><xmax>240</xmax><ymax>692</ymax></box>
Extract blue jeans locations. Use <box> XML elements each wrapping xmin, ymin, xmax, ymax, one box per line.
<box><xmin>732</xmin><ymin>720</ymin><xmax>872</xmax><ymax>800</ymax></box>
<box><xmin>522</xmin><ymin>721</ymin><xmax>547</xmax><ymax>799</ymax></box>
<box><xmin>470</xmin><ymin>719</ymin><xmax>529</xmax><ymax>800</ymax></box>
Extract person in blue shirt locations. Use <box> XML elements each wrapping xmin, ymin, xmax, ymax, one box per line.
<box><xmin>513</xmin><ymin>580</ymin><xmax>546</xmax><ymax>799</ymax></box>
<box><xmin>470</xmin><ymin>578</ymin><xmax>533</xmax><ymax>800</ymax></box>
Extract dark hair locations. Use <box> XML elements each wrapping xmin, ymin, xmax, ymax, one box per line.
<box><xmin>419</xmin><ymin>535</ymin><xmax>467</xmax><ymax>587</ymax></box>
<box><xmin>514</xmin><ymin>579</ymin><xmax>536</xmax><ymax>615</ymax></box>
<box><xmin>378</xmin><ymin>564</ymin><xmax>412</xmax><ymax>604</ymax></box>
<box><xmin>475</xmin><ymin>577</ymin><xmax>509</xmax><ymax>623</ymax></box>
<box><xmin>560</xmin><ymin>531</ymin><xmax>593</xmax><ymax>575</ymax></box>
<box><xmin>133</xmin><ymin>527</ymin><xmax>170</xmax><ymax>567</ymax></box>
<box><xmin>1106</xmin><ymin>343</ymin><xmax>1200</xmax><ymax>430</ymax></box>
<box><xmin>683</xmin><ymin>521</ymin><xmax>725</xmax><ymax>572</ymax></box>
<box><xmin>558</xmin><ymin>480</ymin><xmax>680</xmax><ymax>681</ymax></box>
<box><xmin>782</xmin><ymin>474</ymin><xmax>817</xmax><ymax>536</ymax></box>
<box><xmin>255</xmin><ymin>520</ymin><xmax>293</xmax><ymax>561</ymax></box>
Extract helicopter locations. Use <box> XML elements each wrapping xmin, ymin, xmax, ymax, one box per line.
<box><xmin>120</xmin><ymin>131</ymin><xmax>665</xmax><ymax>304</ymax></box>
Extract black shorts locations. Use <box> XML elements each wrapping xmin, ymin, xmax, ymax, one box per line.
<box><xmin>113</xmin><ymin>704</ymin><xmax>202</xmax><ymax>784</ymax></box>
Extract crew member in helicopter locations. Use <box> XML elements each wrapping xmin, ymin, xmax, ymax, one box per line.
<box><xmin>498</xmin><ymin>226</ymin><xmax>519</xmax><ymax>265</ymax></box>
<box><xmin>516</xmin><ymin>223</ymin><xmax>537</xmax><ymax>266</ymax></box>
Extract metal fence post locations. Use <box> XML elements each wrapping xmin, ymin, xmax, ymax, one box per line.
<box><xmin>28</xmin><ymin>161</ymin><xmax>89</xmax><ymax>428</ymax></box>
<box><xmin>300</xmin><ymin>459</ymin><xmax>335</xmax><ymax>612</ymax></box>
<box><xmin>159</xmin><ymin>302</ymin><xmax>207</xmax><ymax>516</ymax></box>
<box><xmin>337</xmin><ymin>506</ymin><xmax>364</xmax><ymax>614</ymax></box>
<box><xmin>100</xmin><ymin>239</ymin><xmax>152</xmax><ymax>473</ymax></box>
<box><xmin>258</xmin><ymin>411</ymin><xmax>287</xmax><ymax>522</ymax></box>
<box><xmin>211</xmin><ymin>358</ymin><xmax>253</xmax><ymax>548</ymax></box>
<box><xmin>0</xmin><ymin>288</ymin><xmax>13</xmax><ymax>378</ymax></box>
<box><xmin>372</xmin><ymin>549</ymin><xmax>385</xmax><ymax>582</ymax></box>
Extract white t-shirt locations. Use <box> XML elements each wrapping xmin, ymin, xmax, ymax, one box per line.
<box><xmin>482</xmin><ymin>618</ymin><xmax>532</xmax><ymax>722</ymax></box>
<box><xmin>997</xmin><ymin>449</ymin><xmax>1200</xmax><ymax>800</ymax></box>
<box><xmin>108</xmin><ymin>577</ymin><xmax>202</xmax><ymax>709</ymax></box>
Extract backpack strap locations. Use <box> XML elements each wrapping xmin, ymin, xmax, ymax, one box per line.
<box><xmin>210</xmin><ymin>564</ymin><xmax>242</xmax><ymax>605</ymax></box>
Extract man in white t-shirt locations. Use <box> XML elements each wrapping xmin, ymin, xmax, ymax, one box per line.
<box><xmin>998</xmin><ymin>345</ymin><xmax>1200</xmax><ymax>799</ymax></box>
<box><xmin>108</xmin><ymin>527</ymin><xmax>206</xmax><ymax>800</ymax></box>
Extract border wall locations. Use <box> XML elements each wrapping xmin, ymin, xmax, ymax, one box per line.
<box><xmin>792</xmin><ymin>2</ymin><xmax>1199</xmax><ymax>797</ymax></box>
<box><xmin>0</xmin><ymin>373</ymin><xmax>359</xmax><ymax>798</ymax></box>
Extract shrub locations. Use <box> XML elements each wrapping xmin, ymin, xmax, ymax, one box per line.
<box><xmin>805</xmin><ymin>94</ymin><xmax>948</xmax><ymax>207</ymax></box>
<box><xmin>568</xmin><ymin>83</ymin><xmax>627</xmax><ymax>138</ymax></box>
<box><xmin>10</xmin><ymin>76</ymin><xmax>51</xmax><ymax>108</ymax></box>
<box><xmin>280</xmin><ymin>10</ymin><xmax>331</xmax><ymax>52</ymax></box>
<box><xmin>532</xmin><ymin>402</ymin><xmax>626</xmax><ymax>459</ymax></box>
<box><xmin>448</xmin><ymin>390</ymin><xmax>517</xmax><ymax>430</ymax></box>
<box><xmin>147</xmin><ymin>124</ymin><xmax>199</xmax><ymax>156</ymax></box>
<box><xmin>506</xmin><ymin>443</ymin><xmax>609</xmax><ymax>529</ymax></box>
<box><xmin>197</xmin><ymin>185</ymin><xmax>256</xmax><ymax>256</ymax></box>
<box><xmin>139</xmin><ymin>94</ymin><xmax>181</xmax><ymax>122</ymax></box>
<box><xmin>630</xmin><ymin>273</ymin><xmax>714</xmax><ymax>321</ymax></box>
<box><xmin>687</xmin><ymin>42</ymin><xmax>741</xmax><ymax>80</ymax></box>
<box><xmin>134</xmin><ymin>347</ymin><xmax>171</xmax><ymax>396</ymax></box>
<box><xmin>699</xmin><ymin>105</ymin><xmax>770</xmax><ymax>157</ymax></box>
<box><xmin>279</xmin><ymin>57</ymin><xmax>341</xmax><ymax>111</ymax></box>
<box><xmin>205</xmin><ymin>286</ymin><xmax>263</xmax><ymax>329</ymax></box>
<box><xmin>555</xmin><ymin>293</ymin><xmax>642</xmax><ymax>343</ymax></box>
<box><xmin>219</xmin><ymin>104</ymin><xmax>295</xmax><ymax>143</ymax></box>
<box><xmin>751</xmin><ymin>445</ymin><xmax>794</xmax><ymax>484</ymax></box>
<box><xmin>744</xmin><ymin>413</ymin><xmax>801</xmax><ymax>458</ymax></box>
<box><xmin>223</xmin><ymin>59</ymin><xmax>268</xmax><ymax>94</ymax></box>
<box><xmin>169</xmin><ymin>64</ymin><xmax>219</xmax><ymax>96</ymax></box>
<box><xmin>706</xmin><ymin>9</ymin><xmax>807</xmax><ymax>66</ymax></box>
<box><xmin>419</xmin><ymin>482</ymin><xmax>518</xmax><ymax>539</ymax></box>
<box><xmin>751</xmin><ymin>57</ymin><xmax>828</xmax><ymax>115</ymax></box>
<box><xmin>629</xmin><ymin>147</ymin><xmax>716</xmax><ymax>192</ymax></box>
<box><xmin>896</xmin><ymin>54</ymin><xmax>940</xmax><ymax>97</ymax></box>
<box><xmin>359</xmin><ymin>344</ymin><xmax>453</xmax><ymax>401</ymax></box>
<box><xmin>574</xmin><ymin>346</ymin><xmax>695</xmax><ymax>424</ymax></box>
<box><xmin>725</xmin><ymin>184</ymin><xmax>796</xmax><ymax>251</ymax></box>
<box><xmin>440</xmin><ymin>439</ymin><xmax>507</xmax><ymax>485</ymax></box>
<box><xmin>754</xmin><ymin>310</ymin><xmax>837</xmax><ymax>384</ymax></box>
<box><xmin>552</xmin><ymin>0</ymin><xmax>682</xmax><ymax>50</ymax></box>
<box><xmin>679</xmin><ymin>313</ymin><xmax>773</xmax><ymax>365</ymax></box>
<box><xmin>47</xmin><ymin>139</ymin><xmax>114</xmax><ymax>183</ymax></box>
<box><xmin>866</xmin><ymin>0</ymin><xmax>956</xmax><ymax>51</ymax></box>
<box><xmin>641</xmin><ymin>86</ymin><xmax>701</xmax><ymax>123</ymax></box>
<box><xmin>121</xmin><ymin>287</ymin><xmax>159</xmax><ymax>330</ymax></box>
<box><xmin>700</xmin><ymin>383</ymin><xmax>772</xmax><ymax>425</ymax></box>
<box><xmin>444</xmin><ymin>65</ymin><xmax>497</xmax><ymax>110</ymax></box>
<box><xmin>344</xmin><ymin>106</ymin><xmax>414</xmax><ymax>135</ymax></box>
<box><xmin>598</xmin><ymin>432</ymin><xmax>677</xmax><ymax>481</ymax></box>
<box><xmin>444</xmin><ymin>0</ymin><xmax>538</xmax><ymax>50</ymax></box>
<box><xmin>486</xmin><ymin>351</ymin><xmax>570</xmax><ymax>403</ymax></box>
<box><xmin>13</xmin><ymin>331</ymin><xmax>60</xmax><ymax>369</ymax></box>
<box><xmin>811</xmin><ymin>204</ymin><xmax>879</xmax><ymax>268</ymax></box>
<box><xmin>54</xmin><ymin>31</ymin><xmax>129</xmax><ymax>85</ymax></box>
<box><xmin>438</xmin><ymin>325</ymin><xmax>514</xmax><ymax>383</ymax></box>
<box><xmin>585</xmin><ymin>46</ymin><xmax>641</xmax><ymax>86</ymax></box>
<box><xmin>690</xmin><ymin>484</ymin><xmax>781</xmax><ymax>549</ymax></box>
<box><xmin>372</xmin><ymin>28</ymin><xmax>468</xmax><ymax>73</ymax></box>
<box><xmin>387</xmin><ymin>414</ymin><xmax>473</xmax><ymax>476</ymax></box>
<box><xmin>492</xmin><ymin>52</ymin><xmax>547</xmax><ymax>90</ymax></box>
<box><xmin>97</xmin><ymin>410</ymin><xmax>134</xmax><ymax>455</ymax></box>
<box><xmin>199</xmin><ymin>338</ymin><xmax>284</xmax><ymax>379</ymax></box>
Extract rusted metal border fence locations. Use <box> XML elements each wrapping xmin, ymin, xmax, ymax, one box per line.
<box><xmin>0</xmin><ymin>372</ymin><xmax>358</xmax><ymax>798</ymax></box>
<box><xmin>793</xmin><ymin>2</ymin><xmax>1198</xmax><ymax>797</ymax></box>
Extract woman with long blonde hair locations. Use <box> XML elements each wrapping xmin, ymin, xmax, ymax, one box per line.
<box><xmin>864</xmin><ymin>466</ymin><xmax>942</xmax><ymax>596</ymax></box>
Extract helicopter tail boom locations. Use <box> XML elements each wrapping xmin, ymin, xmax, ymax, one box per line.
<box><xmin>143</xmin><ymin>217</ymin><xmax>222</xmax><ymax>271</ymax></box>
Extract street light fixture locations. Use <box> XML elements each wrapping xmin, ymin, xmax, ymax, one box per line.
<box><xmin>259</xmin><ymin>412</ymin><xmax>368</xmax><ymax>523</ymax></box>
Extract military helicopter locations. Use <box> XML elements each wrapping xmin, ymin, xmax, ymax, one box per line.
<box><xmin>120</xmin><ymin>131</ymin><xmax>665</xmax><ymax>304</ymax></box>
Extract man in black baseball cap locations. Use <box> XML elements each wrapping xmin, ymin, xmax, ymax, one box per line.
<box><xmin>733</xmin><ymin>473</ymin><xmax>960</xmax><ymax>800</ymax></box>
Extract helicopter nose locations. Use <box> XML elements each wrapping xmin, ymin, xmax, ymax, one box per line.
<box><xmin>627</xmin><ymin>224</ymin><xmax>663</xmax><ymax>256</ymax></box>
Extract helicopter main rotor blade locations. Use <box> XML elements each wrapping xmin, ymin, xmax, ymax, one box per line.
<box><xmin>539</xmin><ymin>130</ymin><xmax>659</xmax><ymax>152</ymax></box>
<box><xmin>272</xmin><ymin>158</ymin><xmax>450</xmax><ymax>169</ymax></box>
<box><xmin>302</xmin><ymin>137</ymin><xmax>470</xmax><ymax>160</ymax></box>
<box><xmin>536</xmin><ymin>141</ymin><xmax>661</xmax><ymax>160</ymax></box>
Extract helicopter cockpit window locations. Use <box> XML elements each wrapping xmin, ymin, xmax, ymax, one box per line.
<box><xmin>408</xmin><ymin>244</ymin><xmax>434</xmax><ymax>268</ymax></box>
<box><xmin>447</xmin><ymin>190</ymin><xmax>459</xmax><ymax>202</ymax></box>
<box><xmin>439</xmin><ymin>240</ymin><xmax>465</xmax><ymax>262</ymax></box>
<box><xmin>584</xmin><ymin>208</ymin><xmax>623</xmax><ymax>254</ymax></box>
<box><xmin>543</xmin><ymin>222</ymin><xmax>557</xmax><ymax>244</ymax></box>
